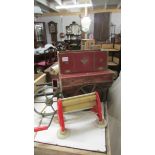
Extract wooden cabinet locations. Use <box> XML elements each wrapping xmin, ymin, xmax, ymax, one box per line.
<box><xmin>34</xmin><ymin>22</ymin><xmax>47</xmax><ymax>48</ymax></box>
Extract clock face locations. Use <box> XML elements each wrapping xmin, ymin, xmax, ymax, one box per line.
<box><xmin>49</xmin><ymin>24</ymin><xmax>56</xmax><ymax>33</ymax></box>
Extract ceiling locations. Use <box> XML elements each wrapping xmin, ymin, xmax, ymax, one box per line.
<box><xmin>34</xmin><ymin>0</ymin><xmax>121</xmax><ymax>16</ymax></box>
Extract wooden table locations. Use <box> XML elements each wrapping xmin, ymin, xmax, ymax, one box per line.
<box><xmin>101</xmin><ymin>48</ymin><xmax>120</xmax><ymax>52</ymax></box>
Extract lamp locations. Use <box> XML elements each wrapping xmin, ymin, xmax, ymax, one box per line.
<box><xmin>81</xmin><ymin>16</ymin><xmax>91</xmax><ymax>32</ymax></box>
<box><xmin>81</xmin><ymin>6</ymin><xmax>91</xmax><ymax>32</ymax></box>
<box><xmin>34</xmin><ymin>6</ymin><xmax>43</xmax><ymax>18</ymax></box>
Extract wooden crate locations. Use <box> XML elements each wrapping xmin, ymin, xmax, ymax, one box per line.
<box><xmin>91</xmin><ymin>44</ymin><xmax>101</xmax><ymax>50</ymax></box>
<box><xmin>81</xmin><ymin>39</ymin><xmax>95</xmax><ymax>50</ymax></box>
<box><xmin>114</xmin><ymin>44</ymin><xmax>121</xmax><ymax>50</ymax></box>
<box><xmin>102</xmin><ymin>44</ymin><xmax>113</xmax><ymax>49</ymax></box>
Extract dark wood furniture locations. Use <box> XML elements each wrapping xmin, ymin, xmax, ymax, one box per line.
<box><xmin>101</xmin><ymin>44</ymin><xmax>121</xmax><ymax>78</ymax></box>
<box><xmin>64</xmin><ymin>39</ymin><xmax>81</xmax><ymax>50</ymax></box>
<box><xmin>34</xmin><ymin>22</ymin><xmax>47</xmax><ymax>48</ymax></box>
<box><xmin>48</xmin><ymin>21</ymin><xmax>57</xmax><ymax>43</ymax></box>
<box><xmin>94</xmin><ymin>13</ymin><xmax>110</xmax><ymax>42</ymax></box>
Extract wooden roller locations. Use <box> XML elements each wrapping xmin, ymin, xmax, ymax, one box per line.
<box><xmin>57</xmin><ymin>91</ymin><xmax>107</xmax><ymax>139</ymax></box>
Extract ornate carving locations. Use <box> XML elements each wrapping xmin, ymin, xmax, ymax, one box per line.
<box><xmin>81</xmin><ymin>57</ymin><xmax>88</xmax><ymax>64</ymax></box>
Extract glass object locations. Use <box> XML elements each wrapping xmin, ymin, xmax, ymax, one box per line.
<box><xmin>81</xmin><ymin>16</ymin><xmax>91</xmax><ymax>32</ymax></box>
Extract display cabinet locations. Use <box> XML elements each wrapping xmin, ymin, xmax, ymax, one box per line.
<box><xmin>65</xmin><ymin>21</ymin><xmax>81</xmax><ymax>50</ymax></box>
<box><xmin>34</xmin><ymin>22</ymin><xmax>47</xmax><ymax>48</ymax></box>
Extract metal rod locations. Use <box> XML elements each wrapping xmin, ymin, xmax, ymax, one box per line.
<box><xmin>48</xmin><ymin>110</ymin><xmax>57</xmax><ymax>127</ymax></box>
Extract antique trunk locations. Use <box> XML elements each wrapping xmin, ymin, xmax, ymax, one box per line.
<box><xmin>58</xmin><ymin>50</ymin><xmax>114</xmax><ymax>100</ymax></box>
<box><xmin>58</xmin><ymin>50</ymin><xmax>108</xmax><ymax>74</ymax></box>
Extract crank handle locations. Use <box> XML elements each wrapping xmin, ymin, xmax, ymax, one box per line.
<box><xmin>34</xmin><ymin>126</ymin><xmax>48</xmax><ymax>132</ymax></box>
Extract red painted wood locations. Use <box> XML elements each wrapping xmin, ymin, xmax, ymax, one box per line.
<box><xmin>74</xmin><ymin>51</ymin><xmax>94</xmax><ymax>73</ymax></box>
<box><xmin>95</xmin><ymin>51</ymin><xmax>107</xmax><ymax>71</ymax></box>
<box><xmin>58</xmin><ymin>52</ymin><xmax>75</xmax><ymax>74</ymax></box>
<box><xmin>95</xmin><ymin>91</ymin><xmax>103</xmax><ymax>122</ymax></box>
<box><xmin>34</xmin><ymin>126</ymin><xmax>48</xmax><ymax>132</ymax></box>
<box><xmin>58</xmin><ymin>50</ymin><xmax>108</xmax><ymax>74</ymax></box>
<box><xmin>60</xmin><ymin>70</ymin><xmax>114</xmax><ymax>89</ymax></box>
<box><xmin>57</xmin><ymin>99</ymin><xmax>65</xmax><ymax>132</ymax></box>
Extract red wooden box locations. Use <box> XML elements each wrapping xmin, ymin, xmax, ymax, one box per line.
<box><xmin>58</xmin><ymin>50</ymin><xmax>108</xmax><ymax>74</ymax></box>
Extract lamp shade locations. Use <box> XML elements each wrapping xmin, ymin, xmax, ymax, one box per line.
<box><xmin>81</xmin><ymin>16</ymin><xmax>91</xmax><ymax>32</ymax></box>
<box><xmin>34</xmin><ymin>6</ymin><xmax>43</xmax><ymax>15</ymax></box>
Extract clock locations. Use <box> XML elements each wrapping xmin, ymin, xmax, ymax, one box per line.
<box><xmin>48</xmin><ymin>21</ymin><xmax>57</xmax><ymax>33</ymax></box>
<box><xmin>48</xmin><ymin>21</ymin><xmax>57</xmax><ymax>42</ymax></box>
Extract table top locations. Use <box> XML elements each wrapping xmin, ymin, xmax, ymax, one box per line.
<box><xmin>34</xmin><ymin>102</ymin><xmax>111</xmax><ymax>155</ymax></box>
<box><xmin>101</xmin><ymin>48</ymin><xmax>120</xmax><ymax>52</ymax></box>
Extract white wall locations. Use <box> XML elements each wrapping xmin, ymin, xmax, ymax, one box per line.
<box><xmin>36</xmin><ymin>12</ymin><xmax>120</xmax><ymax>43</ymax></box>
<box><xmin>36</xmin><ymin>15</ymin><xmax>94</xmax><ymax>43</ymax></box>
<box><xmin>110</xmin><ymin>12</ymin><xmax>121</xmax><ymax>34</ymax></box>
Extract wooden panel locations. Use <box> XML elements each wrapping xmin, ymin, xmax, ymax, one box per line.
<box><xmin>34</xmin><ymin>73</ymin><xmax>46</xmax><ymax>93</ymax></box>
<box><xmin>58</xmin><ymin>50</ymin><xmax>108</xmax><ymax>74</ymax></box>
<box><xmin>108</xmin><ymin>56</ymin><xmax>112</xmax><ymax>62</ymax></box>
<box><xmin>95</xmin><ymin>51</ymin><xmax>108</xmax><ymax>71</ymax></box>
<box><xmin>62</xmin><ymin>94</ymin><xmax>96</xmax><ymax>106</ymax></box>
<box><xmin>113</xmin><ymin>57</ymin><xmax>119</xmax><ymax>64</ymax></box>
<box><xmin>94</xmin><ymin>13</ymin><xmax>110</xmax><ymax>42</ymax></box>
<box><xmin>108</xmin><ymin>62</ymin><xmax>117</xmax><ymax>66</ymax></box>
<box><xmin>63</xmin><ymin>101</ymin><xmax>96</xmax><ymax>113</ymax></box>
<box><xmin>60</xmin><ymin>70</ymin><xmax>114</xmax><ymax>89</ymax></box>
<box><xmin>101</xmin><ymin>49</ymin><xmax>119</xmax><ymax>52</ymax></box>
<box><xmin>75</xmin><ymin>52</ymin><xmax>94</xmax><ymax>73</ymax></box>
<box><xmin>114</xmin><ymin>44</ymin><xmax>121</xmax><ymax>50</ymax></box>
<box><xmin>92</xmin><ymin>44</ymin><xmax>101</xmax><ymax>50</ymax></box>
<box><xmin>58</xmin><ymin>52</ymin><xmax>75</xmax><ymax>74</ymax></box>
<box><xmin>34</xmin><ymin>142</ymin><xmax>108</xmax><ymax>155</ymax></box>
<box><xmin>102</xmin><ymin>44</ymin><xmax>113</xmax><ymax>49</ymax></box>
<box><xmin>43</xmin><ymin>8</ymin><xmax>120</xmax><ymax>16</ymax></box>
